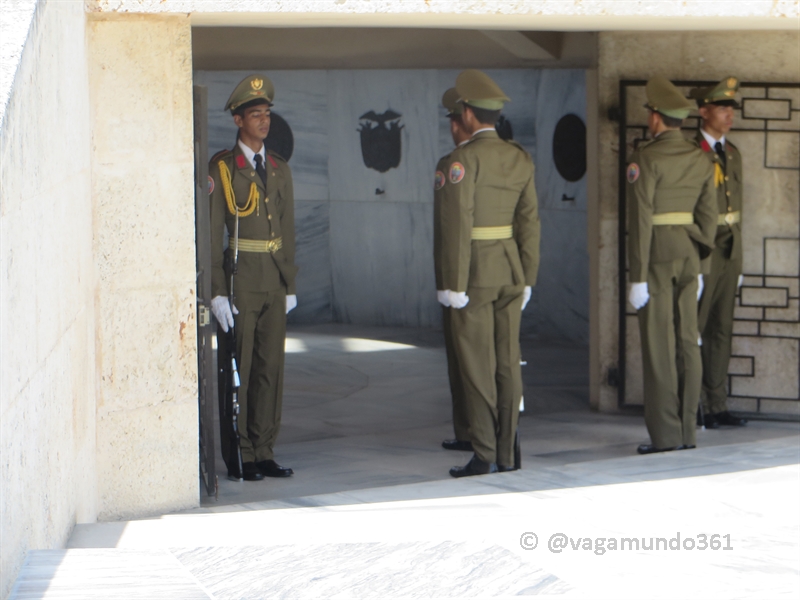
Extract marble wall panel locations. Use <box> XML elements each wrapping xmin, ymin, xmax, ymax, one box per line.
<box><xmin>766</xmin><ymin>131</ymin><xmax>800</xmax><ymax>169</ymax></box>
<box><xmin>524</xmin><ymin>209</ymin><xmax>589</xmax><ymax>342</ymax></box>
<box><xmin>327</xmin><ymin>70</ymin><xmax>440</xmax><ymax>203</ymax></box>
<box><xmin>194</xmin><ymin>70</ymin><xmax>329</xmax><ymax>201</ymax></box>
<box><xmin>329</xmin><ymin>200</ymin><xmax>439</xmax><ymax>328</ymax></box>
<box><xmin>287</xmin><ymin>200</ymin><xmax>333</xmax><ymax>324</ymax></box>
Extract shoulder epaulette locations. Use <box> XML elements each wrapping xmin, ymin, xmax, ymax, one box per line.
<box><xmin>211</xmin><ymin>149</ymin><xmax>232</xmax><ymax>162</ymax></box>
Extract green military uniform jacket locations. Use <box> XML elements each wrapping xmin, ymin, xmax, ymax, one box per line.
<box><xmin>434</xmin><ymin>130</ymin><xmax>540</xmax><ymax>291</ymax></box>
<box><xmin>627</xmin><ymin>130</ymin><xmax>718</xmax><ymax>282</ymax></box>
<box><xmin>209</xmin><ymin>144</ymin><xmax>297</xmax><ymax>299</ymax></box>
<box><xmin>692</xmin><ymin>131</ymin><xmax>743</xmax><ymax>264</ymax></box>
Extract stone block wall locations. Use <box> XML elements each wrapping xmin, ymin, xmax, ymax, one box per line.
<box><xmin>0</xmin><ymin>2</ymin><xmax>96</xmax><ymax>597</ymax></box>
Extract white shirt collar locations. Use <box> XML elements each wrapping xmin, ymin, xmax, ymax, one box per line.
<box><xmin>237</xmin><ymin>139</ymin><xmax>266</xmax><ymax>168</ymax></box>
<box><xmin>700</xmin><ymin>128</ymin><xmax>726</xmax><ymax>149</ymax></box>
<box><xmin>472</xmin><ymin>127</ymin><xmax>496</xmax><ymax>137</ymax></box>
<box><xmin>457</xmin><ymin>139</ymin><xmax>470</xmax><ymax>147</ymax></box>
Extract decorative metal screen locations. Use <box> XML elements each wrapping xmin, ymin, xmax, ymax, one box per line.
<box><xmin>618</xmin><ymin>80</ymin><xmax>800</xmax><ymax>419</ymax></box>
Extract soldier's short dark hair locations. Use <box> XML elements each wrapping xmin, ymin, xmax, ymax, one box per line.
<box><xmin>467</xmin><ymin>105</ymin><xmax>502</xmax><ymax>126</ymax></box>
<box><xmin>232</xmin><ymin>98</ymin><xmax>270</xmax><ymax>117</ymax></box>
<box><xmin>658</xmin><ymin>112</ymin><xmax>683</xmax><ymax>128</ymax></box>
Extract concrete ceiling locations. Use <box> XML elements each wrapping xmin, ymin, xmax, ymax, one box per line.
<box><xmin>191</xmin><ymin>28</ymin><xmax>597</xmax><ymax>70</ymax></box>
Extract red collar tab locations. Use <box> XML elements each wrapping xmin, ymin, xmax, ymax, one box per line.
<box><xmin>700</xmin><ymin>139</ymin><xmax>712</xmax><ymax>153</ymax></box>
<box><xmin>268</xmin><ymin>155</ymin><xmax>278</xmax><ymax>169</ymax></box>
<box><xmin>235</xmin><ymin>154</ymin><xmax>247</xmax><ymax>169</ymax></box>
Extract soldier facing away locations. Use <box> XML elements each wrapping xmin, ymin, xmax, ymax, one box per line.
<box><xmin>436</xmin><ymin>87</ymin><xmax>474</xmax><ymax>454</ymax></box>
<box><xmin>627</xmin><ymin>76</ymin><xmax>718</xmax><ymax>454</ymax></box>
<box><xmin>690</xmin><ymin>77</ymin><xmax>748</xmax><ymax>429</ymax></box>
<box><xmin>209</xmin><ymin>74</ymin><xmax>298</xmax><ymax>481</ymax></box>
<box><xmin>434</xmin><ymin>70</ymin><xmax>540</xmax><ymax>477</ymax></box>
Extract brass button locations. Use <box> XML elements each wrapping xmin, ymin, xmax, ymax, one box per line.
<box><xmin>726</xmin><ymin>191</ymin><xmax>731</xmax><ymax>196</ymax></box>
<box><xmin>251</xmin><ymin>171</ymin><xmax>255</xmax><ymax>177</ymax></box>
<box><xmin>268</xmin><ymin>215</ymin><xmax>272</xmax><ymax>220</ymax></box>
<box><xmin>272</xmin><ymin>172</ymin><xmax>276</xmax><ymax>176</ymax></box>
<box><xmin>727</xmin><ymin>206</ymin><xmax>732</xmax><ymax>212</ymax></box>
<box><xmin>725</xmin><ymin>176</ymin><xmax>729</xmax><ymax>181</ymax></box>
<box><xmin>271</xmin><ymin>232</ymin><xmax>276</xmax><ymax>237</ymax></box>
<box><xmin>265</xmin><ymin>197</ymin><xmax>269</xmax><ymax>203</ymax></box>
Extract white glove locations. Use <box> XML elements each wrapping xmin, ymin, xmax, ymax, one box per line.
<box><xmin>448</xmin><ymin>291</ymin><xmax>470</xmax><ymax>309</ymax></box>
<box><xmin>521</xmin><ymin>286</ymin><xmax>532</xmax><ymax>311</ymax></box>
<box><xmin>286</xmin><ymin>294</ymin><xmax>297</xmax><ymax>314</ymax></box>
<box><xmin>737</xmin><ymin>274</ymin><xmax>744</xmax><ymax>289</ymax></box>
<box><xmin>628</xmin><ymin>282</ymin><xmax>649</xmax><ymax>310</ymax></box>
<box><xmin>211</xmin><ymin>295</ymin><xmax>238</xmax><ymax>332</ymax></box>
<box><xmin>697</xmin><ymin>274</ymin><xmax>704</xmax><ymax>301</ymax></box>
<box><xmin>437</xmin><ymin>290</ymin><xmax>451</xmax><ymax>307</ymax></box>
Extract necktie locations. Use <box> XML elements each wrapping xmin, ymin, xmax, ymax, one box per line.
<box><xmin>253</xmin><ymin>154</ymin><xmax>267</xmax><ymax>187</ymax></box>
<box><xmin>714</xmin><ymin>141</ymin><xmax>726</xmax><ymax>168</ymax></box>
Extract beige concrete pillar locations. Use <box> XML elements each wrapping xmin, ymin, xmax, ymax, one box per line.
<box><xmin>87</xmin><ymin>14</ymin><xmax>199</xmax><ymax>519</ymax></box>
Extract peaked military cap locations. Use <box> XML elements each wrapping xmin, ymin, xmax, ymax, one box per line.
<box><xmin>455</xmin><ymin>69</ymin><xmax>510</xmax><ymax>111</ymax></box>
<box><xmin>224</xmin><ymin>74</ymin><xmax>275</xmax><ymax>113</ymax></box>
<box><xmin>442</xmin><ymin>87</ymin><xmax>464</xmax><ymax>117</ymax></box>
<box><xmin>644</xmin><ymin>76</ymin><xmax>693</xmax><ymax>120</ymax></box>
<box><xmin>689</xmin><ymin>76</ymin><xmax>741</xmax><ymax>108</ymax></box>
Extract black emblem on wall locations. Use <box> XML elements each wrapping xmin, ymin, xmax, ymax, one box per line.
<box><xmin>358</xmin><ymin>110</ymin><xmax>403</xmax><ymax>173</ymax></box>
<box><xmin>552</xmin><ymin>113</ymin><xmax>586</xmax><ymax>182</ymax></box>
<box><xmin>495</xmin><ymin>115</ymin><xmax>514</xmax><ymax>141</ymax></box>
<box><xmin>264</xmin><ymin>112</ymin><xmax>294</xmax><ymax>162</ymax></box>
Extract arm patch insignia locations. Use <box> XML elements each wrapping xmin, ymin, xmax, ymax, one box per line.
<box><xmin>434</xmin><ymin>170</ymin><xmax>446</xmax><ymax>190</ymax></box>
<box><xmin>208</xmin><ymin>175</ymin><xmax>214</xmax><ymax>194</ymax></box>
<box><xmin>449</xmin><ymin>162</ymin><xmax>465</xmax><ymax>184</ymax></box>
<box><xmin>627</xmin><ymin>163</ymin><xmax>640</xmax><ymax>183</ymax></box>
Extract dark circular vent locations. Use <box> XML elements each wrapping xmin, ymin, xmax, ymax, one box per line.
<box><xmin>552</xmin><ymin>114</ymin><xmax>586</xmax><ymax>182</ymax></box>
<box><xmin>264</xmin><ymin>112</ymin><xmax>294</xmax><ymax>162</ymax></box>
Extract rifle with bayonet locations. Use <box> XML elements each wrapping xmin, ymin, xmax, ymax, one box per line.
<box><xmin>218</xmin><ymin>210</ymin><xmax>244</xmax><ymax>481</ymax></box>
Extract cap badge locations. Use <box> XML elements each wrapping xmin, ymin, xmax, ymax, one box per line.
<box><xmin>727</xmin><ymin>77</ymin><xmax>737</xmax><ymax>89</ymax></box>
<box><xmin>434</xmin><ymin>170</ymin><xmax>446</xmax><ymax>191</ymax></box>
<box><xmin>449</xmin><ymin>162</ymin><xmax>465</xmax><ymax>184</ymax></box>
<box><xmin>251</xmin><ymin>78</ymin><xmax>264</xmax><ymax>91</ymax></box>
<box><xmin>627</xmin><ymin>162</ymin><xmax>640</xmax><ymax>184</ymax></box>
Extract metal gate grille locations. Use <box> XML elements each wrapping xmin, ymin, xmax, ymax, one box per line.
<box><xmin>618</xmin><ymin>80</ymin><xmax>800</xmax><ymax>420</ymax></box>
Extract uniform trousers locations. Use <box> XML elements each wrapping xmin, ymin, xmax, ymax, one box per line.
<box><xmin>698</xmin><ymin>244</ymin><xmax>741</xmax><ymax>415</ymax></box>
<box><xmin>233</xmin><ymin>287</ymin><xmax>287</xmax><ymax>463</ymax></box>
<box><xmin>638</xmin><ymin>255</ymin><xmax>701</xmax><ymax>449</ymax></box>
<box><xmin>451</xmin><ymin>284</ymin><xmax>524</xmax><ymax>466</ymax></box>
<box><xmin>442</xmin><ymin>306</ymin><xmax>469</xmax><ymax>441</ymax></box>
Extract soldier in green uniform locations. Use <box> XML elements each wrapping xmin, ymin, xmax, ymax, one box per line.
<box><xmin>209</xmin><ymin>75</ymin><xmax>298</xmax><ymax>481</ymax></box>
<box><xmin>434</xmin><ymin>70</ymin><xmax>540</xmax><ymax>477</ymax></box>
<box><xmin>436</xmin><ymin>88</ymin><xmax>474</xmax><ymax>453</ymax></box>
<box><xmin>627</xmin><ymin>76</ymin><xmax>718</xmax><ymax>454</ymax></box>
<box><xmin>690</xmin><ymin>78</ymin><xmax>748</xmax><ymax>429</ymax></box>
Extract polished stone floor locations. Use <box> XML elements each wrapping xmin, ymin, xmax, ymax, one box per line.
<box><xmin>10</xmin><ymin>325</ymin><xmax>800</xmax><ymax>599</ymax></box>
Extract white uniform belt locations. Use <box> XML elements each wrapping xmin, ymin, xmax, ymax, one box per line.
<box><xmin>652</xmin><ymin>212</ymin><xmax>694</xmax><ymax>226</ymax></box>
<box><xmin>718</xmin><ymin>211</ymin><xmax>741</xmax><ymax>226</ymax></box>
<box><xmin>471</xmin><ymin>225</ymin><xmax>513</xmax><ymax>240</ymax></box>
<box><xmin>233</xmin><ymin>237</ymin><xmax>283</xmax><ymax>253</ymax></box>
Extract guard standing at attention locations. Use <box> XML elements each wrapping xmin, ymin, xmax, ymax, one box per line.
<box><xmin>434</xmin><ymin>70</ymin><xmax>540</xmax><ymax>477</ymax></box>
<box><xmin>209</xmin><ymin>75</ymin><xmax>298</xmax><ymax>481</ymax></box>
<box><xmin>690</xmin><ymin>77</ymin><xmax>748</xmax><ymax>429</ymax></box>
<box><xmin>627</xmin><ymin>76</ymin><xmax>718</xmax><ymax>454</ymax></box>
<box><xmin>436</xmin><ymin>88</ymin><xmax>474</xmax><ymax>453</ymax></box>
